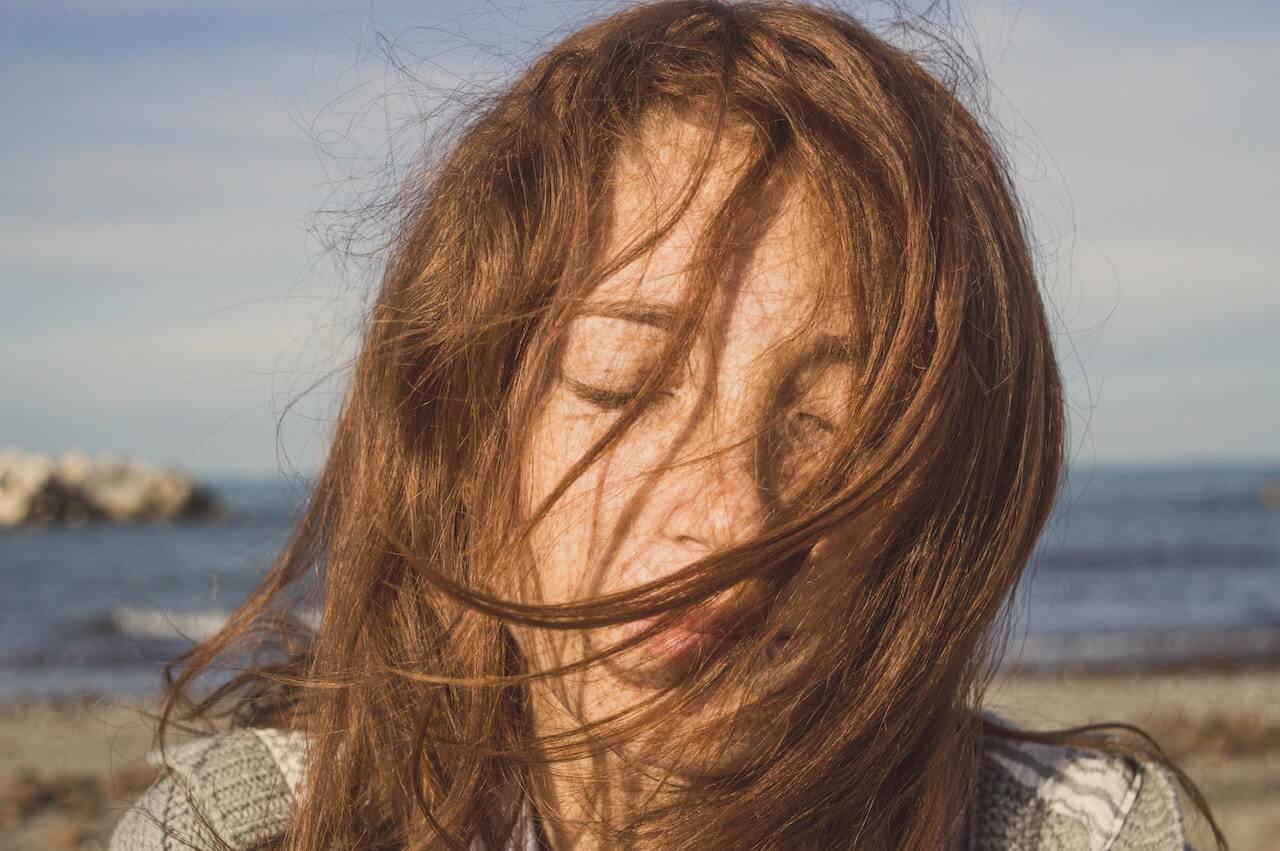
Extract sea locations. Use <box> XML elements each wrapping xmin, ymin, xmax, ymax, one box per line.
<box><xmin>2</xmin><ymin>464</ymin><xmax>1278</xmax><ymax>700</ymax></box>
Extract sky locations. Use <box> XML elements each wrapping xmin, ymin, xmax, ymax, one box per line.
<box><xmin>1</xmin><ymin>0</ymin><xmax>1276</xmax><ymax>476</ymax></box>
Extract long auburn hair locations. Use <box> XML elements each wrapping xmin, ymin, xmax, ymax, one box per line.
<box><xmin>156</xmin><ymin>2</ymin><xmax>1225</xmax><ymax>849</ymax></box>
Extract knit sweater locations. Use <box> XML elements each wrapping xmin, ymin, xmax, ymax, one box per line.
<box><xmin>109</xmin><ymin>721</ymin><xmax>1192</xmax><ymax>850</ymax></box>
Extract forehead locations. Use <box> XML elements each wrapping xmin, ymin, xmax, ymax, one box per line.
<box><xmin>592</xmin><ymin>114</ymin><xmax>850</xmax><ymax>335</ymax></box>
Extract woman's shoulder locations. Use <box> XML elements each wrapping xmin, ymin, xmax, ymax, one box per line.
<box><xmin>110</xmin><ymin>723</ymin><xmax>1190</xmax><ymax>851</ymax></box>
<box><xmin>109</xmin><ymin>727</ymin><xmax>305</xmax><ymax>851</ymax></box>
<box><xmin>974</xmin><ymin>719</ymin><xmax>1191</xmax><ymax>851</ymax></box>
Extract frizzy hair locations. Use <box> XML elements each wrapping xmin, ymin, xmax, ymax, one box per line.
<box><xmin>154</xmin><ymin>2</ymin><xmax>1226</xmax><ymax>849</ymax></box>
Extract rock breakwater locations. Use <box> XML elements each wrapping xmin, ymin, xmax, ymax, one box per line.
<box><xmin>0</xmin><ymin>449</ymin><xmax>220</xmax><ymax>527</ymax></box>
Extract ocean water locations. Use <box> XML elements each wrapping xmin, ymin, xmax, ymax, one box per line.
<box><xmin>1</xmin><ymin>465</ymin><xmax>1277</xmax><ymax>699</ymax></box>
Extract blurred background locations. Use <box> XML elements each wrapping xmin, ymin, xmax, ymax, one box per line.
<box><xmin>1</xmin><ymin>1</ymin><xmax>1276</xmax><ymax>848</ymax></box>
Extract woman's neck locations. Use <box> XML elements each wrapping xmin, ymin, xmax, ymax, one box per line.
<box><xmin>526</xmin><ymin>684</ymin><xmax>672</xmax><ymax>851</ymax></box>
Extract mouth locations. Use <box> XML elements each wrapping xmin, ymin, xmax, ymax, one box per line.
<box><xmin>612</xmin><ymin>619</ymin><xmax>795</xmax><ymax>688</ymax></box>
<box><xmin>635</xmin><ymin>624</ymin><xmax>728</xmax><ymax>669</ymax></box>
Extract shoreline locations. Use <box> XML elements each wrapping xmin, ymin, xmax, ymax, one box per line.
<box><xmin>8</xmin><ymin>648</ymin><xmax>1279</xmax><ymax>708</ymax></box>
<box><xmin>3</xmin><ymin>665</ymin><xmax>1276</xmax><ymax>850</ymax></box>
<box><xmin>999</xmin><ymin>653</ymin><xmax>1280</xmax><ymax>680</ymax></box>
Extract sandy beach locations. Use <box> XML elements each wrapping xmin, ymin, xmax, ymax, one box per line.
<box><xmin>989</xmin><ymin>666</ymin><xmax>1280</xmax><ymax>850</ymax></box>
<box><xmin>3</xmin><ymin>667</ymin><xmax>1277</xmax><ymax>850</ymax></box>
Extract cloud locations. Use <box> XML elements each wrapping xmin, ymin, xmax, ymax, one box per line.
<box><xmin>2</xmin><ymin>0</ymin><xmax>1277</xmax><ymax>469</ymax></box>
<box><xmin>0</xmin><ymin>297</ymin><xmax>359</xmax><ymax>474</ymax></box>
<box><xmin>954</xmin><ymin>1</ymin><xmax>1280</xmax><ymax>461</ymax></box>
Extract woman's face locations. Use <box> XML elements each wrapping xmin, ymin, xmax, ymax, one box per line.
<box><xmin>514</xmin><ymin>116</ymin><xmax>862</xmax><ymax>771</ymax></box>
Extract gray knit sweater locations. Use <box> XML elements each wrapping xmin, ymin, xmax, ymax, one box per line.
<box><xmin>109</xmin><ymin>722</ymin><xmax>1192</xmax><ymax>850</ymax></box>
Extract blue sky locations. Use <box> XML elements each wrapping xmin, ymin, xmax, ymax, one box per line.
<box><xmin>2</xmin><ymin>1</ymin><xmax>1276</xmax><ymax>475</ymax></box>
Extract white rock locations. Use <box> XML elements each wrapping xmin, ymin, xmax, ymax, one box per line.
<box><xmin>0</xmin><ymin>447</ymin><xmax>219</xmax><ymax>526</ymax></box>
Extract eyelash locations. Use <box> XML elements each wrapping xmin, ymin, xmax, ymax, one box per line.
<box><xmin>567</xmin><ymin>379</ymin><xmax>836</xmax><ymax>434</ymax></box>
<box><xmin>566</xmin><ymin>379</ymin><xmax>677</xmax><ymax>411</ymax></box>
<box><xmin>791</xmin><ymin>411</ymin><xmax>837</xmax><ymax>435</ymax></box>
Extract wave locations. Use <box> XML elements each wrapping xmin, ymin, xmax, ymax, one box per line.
<box><xmin>1006</xmin><ymin>625</ymin><xmax>1280</xmax><ymax>673</ymax></box>
<box><xmin>105</xmin><ymin>606</ymin><xmax>321</xmax><ymax>642</ymax></box>
<box><xmin>109</xmin><ymin>606</ymin><xmax>235</xmax><ymax>642</ymax></box>
<box><xmin>1033</xmin><ymin>543</ymin><xmax>1277</xmax><ymax>571</ymax></box>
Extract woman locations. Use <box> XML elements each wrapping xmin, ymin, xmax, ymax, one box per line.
<box><xmin>112</xmin><ymin>1</ymin><xmax>1224</xmax><ymax>849</ymax></box>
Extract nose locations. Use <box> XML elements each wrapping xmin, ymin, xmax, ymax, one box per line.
<box><xmin>665</xmin><ymin>408</ymin><xmax>766</xmax><ymax>556</ymax></box>
<box><xmin>656</xmin><ymin>410</ymin><xmax>791</xmax><ymax>633</ymax></box>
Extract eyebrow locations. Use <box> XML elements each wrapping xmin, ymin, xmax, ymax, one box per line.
<box><xmin>578</xmin><ymin>299</ymin><xmax>677</xmax><ymax>330</ymax></box>
<box><xmin>577</xmin><ymin>299</ymin><xmax>861</xmax><ymax>365</ymax></box>
<box><xmin>807</xmin><ymin>333</ymin><xmax>862</xmax><ymax>367</ymax></box>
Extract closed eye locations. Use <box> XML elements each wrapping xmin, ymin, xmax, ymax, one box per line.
<box><xmin>794</xmin><ymin>411</ymin><xmax>836</xmax><ymax>434</ymax></box>
<box><xmin>571</xmin><ymin>379</ymin><xmax>836</xmax><ymax>441</ymax></box>
<box><xmin>565</xmin><ymin>377</ymin><xmax>678</xmax><ymax>411</ymax></box>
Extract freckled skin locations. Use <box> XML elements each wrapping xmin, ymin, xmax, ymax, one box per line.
<box><xmin>511</xmin><ymin>116</ymin><xmax>864</xmax><ymax>799</ymax></box>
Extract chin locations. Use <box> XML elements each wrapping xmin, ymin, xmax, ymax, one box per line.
<box><xmin>574</xmin><ymin>666</ymin><xmax>770</xmax><ymax>776</ymax></box>
<box><xmin>621</xmin><ymin>708</ymin><xmax>761</xmax><ymax>776</ymax></box>
<box><xmin>528</xmin><ymin>627</ymin><xmax>808</xmax><ymax>775</ymax></box>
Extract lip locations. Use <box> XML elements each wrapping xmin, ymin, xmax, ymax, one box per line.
<box><xmin>622</xmin><ymin>610</ymin><xmax>794</xmax><ymax>677</ymax></box>
<box><xmin>635</xmin><ymin>623</ymin><xmax>730</xmax><ymax>669</ymax></box>
<box><xmin>604</xmin><ymin>621</ymin><xmax>797</xmax><ymax>691</ymax></box>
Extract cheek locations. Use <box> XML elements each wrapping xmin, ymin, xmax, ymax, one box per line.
<box><xmin>517</xmin><ymin>395</ymin><xmax>622</xmax><ymax>606</ymax></box>
<box><xmin>778</xmin><ymin>517</ymin><xmax>871</xmax><ymax>623</ymax></box>
<box><xmin>517</xmin><ymin>392</ymin><xmax>685</xmax><ymax>611</ymax></box>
